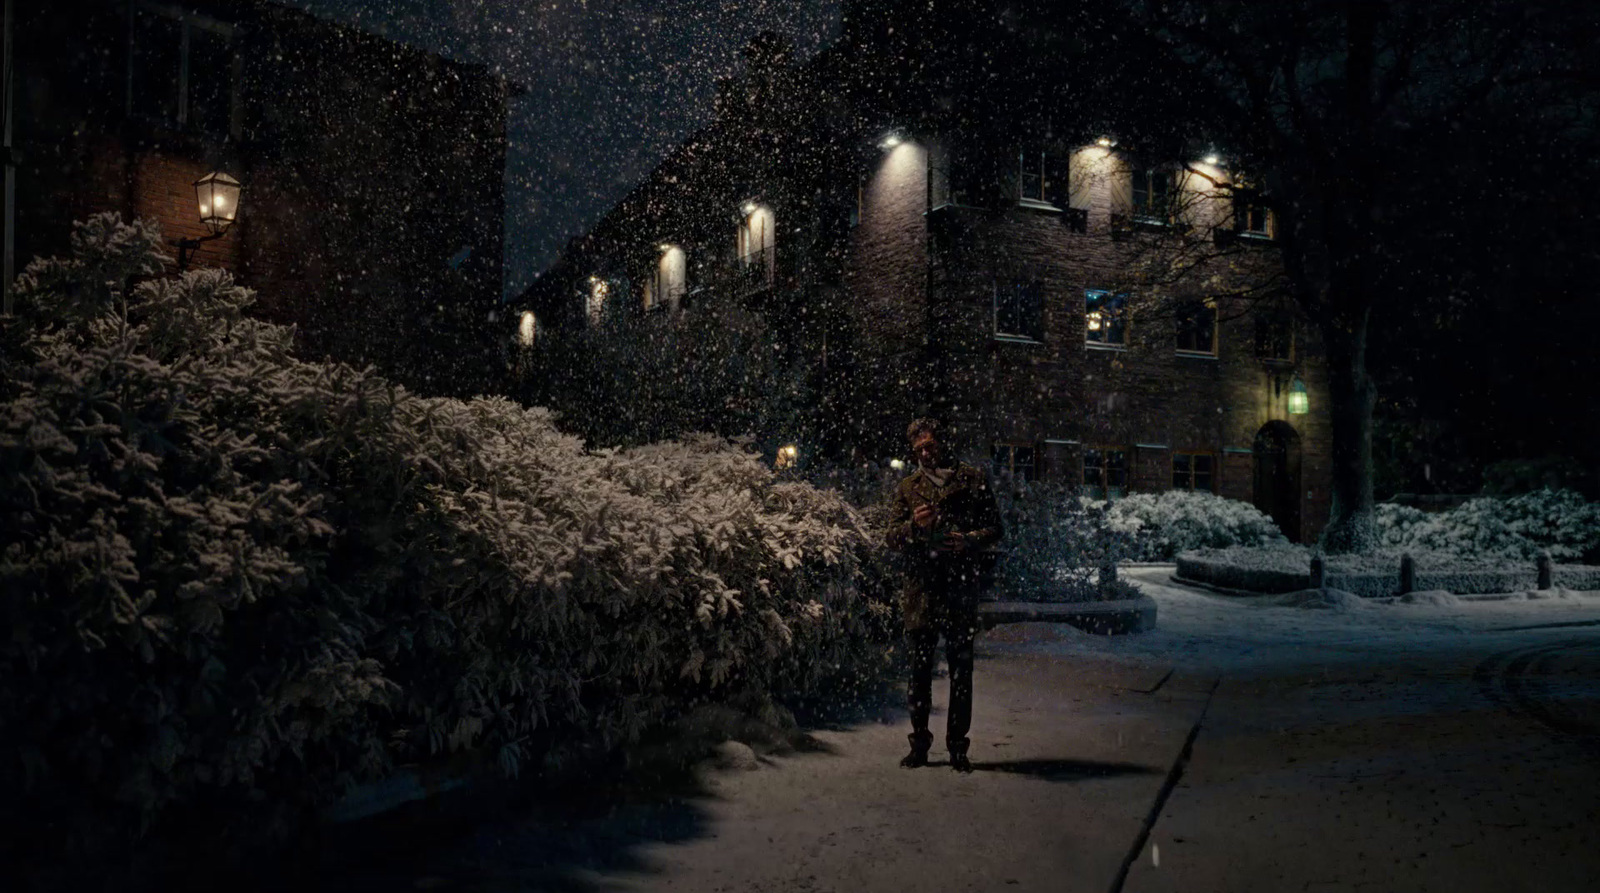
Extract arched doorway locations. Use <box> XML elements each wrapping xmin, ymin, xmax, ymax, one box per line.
<box><xmin>1253</xmin><ymin>421</ymin><xmax>1303</xmax><ymax>542</ymax></box>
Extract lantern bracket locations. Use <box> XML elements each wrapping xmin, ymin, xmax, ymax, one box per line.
<box><xmin>172</xmin><ymin>231</ymin><xmax>226</xmax><ymax>272</ymax></box>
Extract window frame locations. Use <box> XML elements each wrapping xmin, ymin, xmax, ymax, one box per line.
<box><xmin>1130</xmin><ymin>167</ymin><xmax>1173</xmax><ymax>225</ymax></box>
<box><xmin>1174</xmin><ymin>298</ymin><xmax>1219</xmax><ymax>357</ymax></box>
<box><xmin>1172</xmin><ymin>451</ymin><xmax>1217</xmax><ymax>493</ymax></box>
<box><xmin>992</xmin><ymin>441</ymin><xmax>1038</xmax><ymax>484</ymax></box>
<box><xmin>994</xmin><ymin>276</ymin><xmax>1045</xmax><ymax>343</ymax></box>
<box><xmin>1082</xmin><ymin>446</ymin><xmax>1130</xmax><ymax>499</ymax></box>
<box><xmin>126</xmin><ymin>1</ymin><xmax>240</xmax><ymax>139</ymax></box>
<box><xmin>1084</xmin><ymin>288</ymin><xmax>1129</xmax><ymax>349</ymax></box>
<box><xmin>1233</xmin><ymin>186</ymin><xmax>1274</xmax><ymax>240</ymax></box>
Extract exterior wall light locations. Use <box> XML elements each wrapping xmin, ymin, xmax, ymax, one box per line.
<box><xmin>880</xmin><ymin>131</ymin><xmax>904</xmax><ymax>149</ymax></box>
<box><xmin>174</xmin><ymin>170</ymin><xmax>242</xmax><ymax>271</ymax></box>
<box><xmin>741</xmin><ymin>200</ymin><xmax>758</xmax><ymax>216</ymax></box>
<box><xmin>888</xmin><ymin>457</ymin><xmax>906</xmax><ymax>471</ymax></box>
<box><xmin>1287</xmin><ymin>375</ymin><xmax>1309</xmax><ymax>414</ymax></box>
<box><xmin>1203</xmin><ymin>154</ymin><xmax>1221</xmax><ymax>165</ymax></box>
<box><xmin>775</xmin><ymin>443</ymin><xmax>799</xmax><ymax>469</ymax></box>
<box><xmin>1096</xmin><ymin>136</ymin><xmax>1117</xmax><ymax>148</ymax></box>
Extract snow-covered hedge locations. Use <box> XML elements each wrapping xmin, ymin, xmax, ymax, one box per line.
<box><xmin>994</xmin><ymin>483</ymin><xmax>1140</xmax><ymax>601</ymax></box>
<box><xmin>1094</xmin><ymin>489</ymin><xmax>1288</xmax><ymax>560</ymax></box>
<box><xmin>1176</xmin><ymin>544</ymin><xmax>1600</xmax><ymax>595</ymax></box>
<box><xmin>0</xmin><ymin>216</ymin><xmax>886</xmax><ymax>878</ymax></box>
<box><xmin>1375</xmin><ymin>489</ymin><xmax>1600</xmax><ymax>562</ymax></box>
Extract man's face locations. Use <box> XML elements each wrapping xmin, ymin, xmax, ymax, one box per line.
<box><xmin>911</xmin><ymin>432</ymin><xmax>942</xmax><ymax>468</ymax></box>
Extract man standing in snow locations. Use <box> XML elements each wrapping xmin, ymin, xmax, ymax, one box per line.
<box><xmin>885</xmin><ymin>418</ymin><xmax>1004</xmax><ymax>772</ymax></box>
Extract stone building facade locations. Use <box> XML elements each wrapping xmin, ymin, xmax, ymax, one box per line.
<box><xmin>513</xmin><ymin>1</ymin><xmax>1331</xmax><ymax>541</ymax></box>
<box><xmin>5</xmin><ymin>0</ymin><xmax>516</xmax><ymax>396</ymax></box>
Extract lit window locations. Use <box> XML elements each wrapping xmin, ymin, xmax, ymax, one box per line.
<box><xmin>736</xmin><ymin>203</ymin><xmax>775</xmax><ymax>292</ymax></box>
<box><xmin>995</xmin><ymin>279</ymin><xmax>1044</xmax><ymax>341</ymax></box>
<box><xmin>1173</xmin><ymin>452</ymin><xmax>1215</xmax><ymax>492</ymax></box>
<box><xmin>1085</xmin><ymin>289</ymin><xmax>1128</xmax><ymax>347</ymax></box>
<box><xmin>992</xmin><ymin>443</ymin><xmax>1036</xmax><ymax>483</ymax></box>
<box><xmin>648</xmin><ymin>245</ymin><xmax>687</xmax><ymax>311</ymax></box>
<box><xmin>1083</xmin><ymin>447</ymin><xmax>1128</xmax><ymax>499</ymax></box>
<box><xmin>585</xmin><ymin>276</ymin><xmax>610</xmax><ymax>325</ymax></box>
<box><xmin>1175</xmin><ymin>299</ymin><xmax>1217</xmax><ymax>355</ymax></box>
<box><xmin>129</xmin><ymin>3</ymin><xmax>237</xmax><ymax>137</ymax></box>
<box><xmin>1130</xmin><ymin>168</ymin><xmax>1172</xmax><ymax>223</ymax></box>
<box><xmin>517</xmin><ymin>311</ymin><xmax>537</xmax><ymax>347</ymax></box>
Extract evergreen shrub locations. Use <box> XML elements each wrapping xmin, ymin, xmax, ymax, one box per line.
<box><xmin>0</xmin><ymin>216</ymin><xmax>882</xmax><ymax>882</ymax></box>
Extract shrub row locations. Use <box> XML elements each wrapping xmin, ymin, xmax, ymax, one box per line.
<box><xmin>0</xmin><ymin>216</ymin><xmax>888</xmax><ymax>884</ymax></box>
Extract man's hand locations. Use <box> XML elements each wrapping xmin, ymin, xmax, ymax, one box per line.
<box><xmin>912</xmin><ymin>504</ymin><xmax>938</xmax><ymax>529</ymax></box>
<box><xmin>938</xmin><ymin>531</ymin><xmax>968</xmax><ymax>553</ymax></box>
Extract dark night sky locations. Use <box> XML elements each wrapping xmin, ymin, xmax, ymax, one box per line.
<box><xmin>293</xmin><ymin>0</ymin><xmax>843</xmax><ymax>299</ymax></box>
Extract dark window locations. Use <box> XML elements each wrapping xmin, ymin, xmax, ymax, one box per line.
<box><xmin>1083</xmin><ymin>447</ymin><xmax>1128</xmax><ymax>499</ymax></box>
<box><xmin>1254</xmin><ymin>311</ymin><xmax>1293</xmax><ymax>360</ymax></box>
<box><xmin>1176</xmin><ymin>300</ymin><xmax>1217</xmax><ymax>354</ymax></box>
<box><xmin>128</xmin><ymin>4</ymin><xmax>235</xmax><ymax>137</ymax></box>
<box><xmin>1173</xmin><ymin>452</ymin><xmax>1215</xmax><ymax>492</ymax></box>
<box><xmin>995</xmin><ymin>279</ymin><xmax>1044</xmax><ymax>341</ymax></box>
<box><xmin>992</xmin><ymin>443</ymin><xmax>1036</xmax><ymax>483</ymax></box>
<box><xmin>1085</xmin><ymin>289</ymin><xmax>1127</xmax><ymax>346</ymax></box>
<box><xmin>1235</xmin><ymin>188</ymin><xmax>1271</xmax><ymax>236</ymax></box>
<box><xmin>1018</xmin><ymin>149</ymin><xmax>1045</xmax><ymax>202</ymax></box>
<box><xmin>1131</xmin><ymin>169</ymin><xmax>1172</xmax><ymax>223</ymax></box>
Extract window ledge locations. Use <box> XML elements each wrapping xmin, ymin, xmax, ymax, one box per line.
<box><xmin>1175</xmin><ymin>350</ymin><xmax>1218</xmax><ymax>360</ymax></box>
<box><xmin>1016</xmin><ymin>198</ymin><xmax>1062</xmax><ymax>213</ymax></box>
<box><xmin>1238</xmin><ymin>231</ymin><xmax>1276</xmax><ymax>243</ymax></box>
<box><xmin>1086</xmin><ymin>341</ymin><xmax>1127</xmax><ymax>352</ymax></box>
<box><xmin>927</xmin><ymin>202</ymin><xmax>987</xmax><ymax>214</ymax></box>
<box><xmin>993</xmin><ymin>334</ymin><xmax>1044</xmax><ymax>345</ymax></box>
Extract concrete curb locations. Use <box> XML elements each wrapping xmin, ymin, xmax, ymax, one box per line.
<box><xmin>978</xmin><ymin>595</ymin><xmax>1158</xmax><ymax>635</ymax></box>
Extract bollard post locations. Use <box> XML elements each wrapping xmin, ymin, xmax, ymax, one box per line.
<box><xmin>1399</xmin><ymin>552</ymin><xmax>1416</xmax><ymax>595</ymax></box>
<box><xmin>1537</xmin><ymin>549</ymin><xmax>1553</xmax><ymax>591</ymax></box>
<box><xmin>1309</xmin><ymin>553</ymin><xmax>1325</xmax><ymax>589</ymax></box>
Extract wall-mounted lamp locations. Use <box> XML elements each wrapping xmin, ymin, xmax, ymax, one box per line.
<box><xmin>1202</xmin><ymin>153</ymin><xmax>1221</xmax><ymax>166</ymax></box>
<box><xmin>775</xmin><ymin>443</ymin><xmax>799</xmax><ymax>469</ymax></box>
<box><xmin>174</xmin><ymin>171</ymin><xmax>242</xmax><ymax>271</ymax></box>
<box><xmin>888</xmin><ymin>457</ymin><xmax>906</xmax><ymax>471</ymax></box>
<box><xmin>879</xmin><ymin>131</ymin><xmax>904</xmax><ymax>150</ymax></box>
<box><xmin>1095</xmin><ymin>136</ymin><xmax>1117</xmax><ymax>148</ymax></box>
<box><xmin>741</xmin><ymin>200</ymin><xmax>758</xmax><ymax>216</ymax></box>
<box><xmin>1287</xmin><ymin>375</ymin><xmax>1309</xmax><ymax>414</ymax></box>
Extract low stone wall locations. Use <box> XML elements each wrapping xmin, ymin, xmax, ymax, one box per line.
<box><xmin>1176</xmin><ymin>552</ymin><xmax>1600</xmax><ymax>597</ymax></box>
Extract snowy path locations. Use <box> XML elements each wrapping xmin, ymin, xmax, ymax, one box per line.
<box><xmin>300</xmin><ymin>569</ymin><xmax>1600</xmax><ymax>892</ymax></box>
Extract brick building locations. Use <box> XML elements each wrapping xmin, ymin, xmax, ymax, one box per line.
<box><xmin>3</xmin><ymin>0</ymin><xmax>516</xmax><ymax>396</ymax></box>
<box><xmin>512</xmin><ymin>1</ymin><xmax>1331</xmax><ymax>541</ymax></box>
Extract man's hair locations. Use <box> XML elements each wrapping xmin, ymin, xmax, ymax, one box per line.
<box><xmin>906</xmin><ymin>417</ymin><xmax>943</xmax><ymax>443</ymax></box>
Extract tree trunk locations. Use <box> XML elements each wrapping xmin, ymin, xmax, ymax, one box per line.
<box><xmin>1318</xmin><ymin>312</ymin><xmax>1379</xmax><ymax>553</ymax></box>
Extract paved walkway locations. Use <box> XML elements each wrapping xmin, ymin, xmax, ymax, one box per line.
<box><xmin>304</xmin><ymin>569</ymin><xmax>1600</xmax><ymax>892</ymax></box>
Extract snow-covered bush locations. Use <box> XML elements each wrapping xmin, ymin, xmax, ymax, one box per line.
<box><xmin>0</xmin><ymin>216</ymin><xmax>882</xmax><ymax>879</ymax></box>
<box><xmin>1096</xmin><ymin>489</ymin><xmax>1288</xmax><ymax>560</ymax></box>
<box><xmin>1374</xmin><ymin>489</ymin><xmax>1600</xmax><ymax>561</ymax></box>
<box><xmin>993</xmin><ymin>482</ymin><xmax>1140</xmax><ymax>601</ymax></box>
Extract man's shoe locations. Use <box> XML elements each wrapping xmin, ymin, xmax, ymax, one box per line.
<box><xmin>901</xmin><ymin>731</ymin><xmax>933</xmax><ymax>768</ymax></box>
<box><xmin>950</xmin><ymin>752</ymin><xmax>973</xmax><ymax>773</ymax></box>
<box><xmin>900</xmin><ymin>748</ymin><xmax>929</xmax><ymax>768</ymax></box>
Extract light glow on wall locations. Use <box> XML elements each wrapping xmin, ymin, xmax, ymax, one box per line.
<box><xmin>517</xmin><ymin>311</ymin><xmax>537</xmax><ymax>347</ymax></box>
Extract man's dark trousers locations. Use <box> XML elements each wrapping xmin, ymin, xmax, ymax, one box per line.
<box><xmin>907</xmin><ymin>607</ymin><xmax>976</xmax><ymax>758</ymax></box>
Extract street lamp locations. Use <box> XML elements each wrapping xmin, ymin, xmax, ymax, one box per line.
<box><xmin>174</xmin><ymin>171</ymin><xmax>242</xmax><ymax>271</ymax></box>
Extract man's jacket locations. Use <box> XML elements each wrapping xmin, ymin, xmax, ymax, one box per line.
<box><xmin>885</xmin><ymin>462</ymin><xmax>1004</xmax><ymax>630</ymax></box>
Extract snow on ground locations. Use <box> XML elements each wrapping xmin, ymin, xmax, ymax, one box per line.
<box><xmin>982</xmin><ymin>565</ymin><xmax>1600</xmax><ymax>675</ymax></box>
